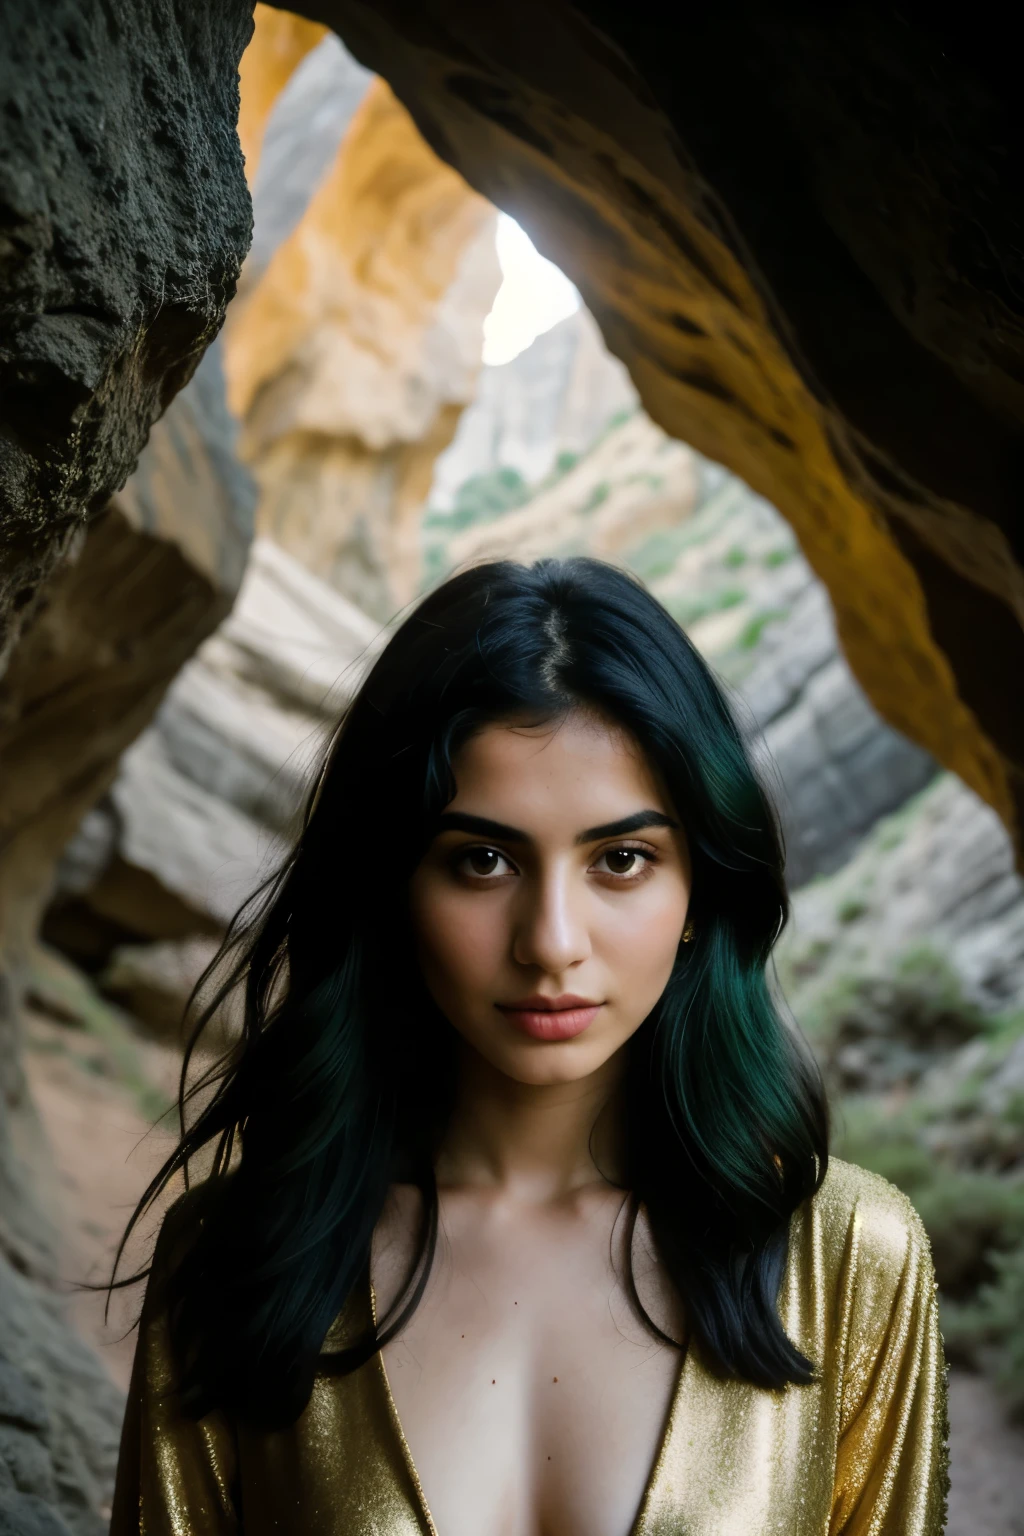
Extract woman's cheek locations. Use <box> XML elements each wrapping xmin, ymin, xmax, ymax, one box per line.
<box><xmin>420</xmin><ymin>886</ymin><xmax>508</xmax><ymax>997</ymax></box>
<box><xmin>600</xmin><ymin>887</ymin><xmax>686</xmax><ymax>991</ymax></box>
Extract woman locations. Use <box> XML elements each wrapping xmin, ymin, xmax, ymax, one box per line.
<box><xmin>111</xmin><ymin>557</ymin><xmax>948</xmax><ymax>1535</ymax></box>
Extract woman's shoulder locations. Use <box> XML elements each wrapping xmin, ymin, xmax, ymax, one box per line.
<box><xmin>801</xmin><ymin>1155</ymin><xmax>934</xmax><ymax>1282</ymax></box>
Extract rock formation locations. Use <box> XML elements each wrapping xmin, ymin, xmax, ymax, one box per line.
<box><xmin>296</xmin><ymin>0</ymin><xmax>1024</xmax><ymax>850</ymax></box>
<box><xmin>246</xmin><ymin>34</ymin><xmax>375</xmax><ymax>297</ymax></box>
<box><xmin>0</xmin><ymin>0</ymin><xmax>254</xmax><ymax>672</ymax></box>
<box><xmin>224</xmin><ymin>74</ymin><xmax>501</xmax><ymax>620</ymax></box>
<box><xmin>429</xmin><ymin>308</ymin><xmax>638</xmax><ymax>507</ymax></box>
<box><xmin>49</xmin><ymin>537</ymin><xmax>379</xmax><ymax>1036</ymax></box>
<box><xmin>0</xmin><ymin>341</ymin><xmax>255</xmax><ymax>1533</ymax></box>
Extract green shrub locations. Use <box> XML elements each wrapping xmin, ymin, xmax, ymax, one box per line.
<box><xmin>669</xmin><ymin>586</ymin><xmax>746</xmax><ymax>628</ymax></box>
<box><xmin>581</xmin><ymin>480</ymin><xmax>610</xmax><ymax>514</ymax></box>
<box><xmin>942</xmin><ymin>1242</ymin><xmax>1024</xmax><ymax>1416</ymax></box>
<box><xmin>737</xmin><ymin>607</ymin><xmax>789</xmax><ymax>651</ymax></box>
<box><xmin>763</xmin><ymin>546</ymin><xmax>794</xmax><ymax>568</ymax></box>
<box><xmin>424</xmin><ymin>466</ymin><xmax>530</xmax><ymax>539</ymax></box>
<box><xmin>834</xmin><ymin>1097</ymin><xmax>1024</xmax><ymax>1295</ymax></box>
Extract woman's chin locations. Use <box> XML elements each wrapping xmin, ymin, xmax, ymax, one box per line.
<box><xmin>473</xmin><ymin>1032</ymin><xmax>629</xmax><ymax>1089</ymax></box>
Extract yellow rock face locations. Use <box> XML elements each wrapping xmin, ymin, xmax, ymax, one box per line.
<box><xmin>225</xmin><ymin>77</ymin><xmax>500</xmax><ymax>620</ymax></box>
<box><xmin>237</xmin><ymin>6</ymin><xmax>327</xmax><ymax>182</ymax></box>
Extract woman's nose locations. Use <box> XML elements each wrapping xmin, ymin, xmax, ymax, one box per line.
<box><xmin>511</xmin><ymin>869</ymin><xmax>592</xmax><ymax>974</ymax></box>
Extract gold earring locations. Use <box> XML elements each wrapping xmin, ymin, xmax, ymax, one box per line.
<box><xmin>682</xmin><ymin>920</ymin><xmax>696</xmax><ymax>943</ymax></box>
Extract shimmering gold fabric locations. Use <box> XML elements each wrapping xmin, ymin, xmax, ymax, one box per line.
<box><xmin>110</xmin><ymin>1158</ymin><xmax>949</xmax><ymax>1534</ymax></box>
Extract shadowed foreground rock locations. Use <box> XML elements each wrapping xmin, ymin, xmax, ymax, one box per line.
<box><xmin>0</xmin><ymin>347</ymin><xmax>254</xmax><ymax>1534</ymax></box>
<box><xmin>0</xmin><ymin>0</ymin><xmax>254</xmax><ymax>670</ymax></box>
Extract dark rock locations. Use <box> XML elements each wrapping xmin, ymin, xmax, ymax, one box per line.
<box><xmin>0</xmin><ymin>1254</ymin><xmax>122</xmax><ymax>1536</ymax></box>
<box><xmin>0</xmin><ymin>0</ymin><xmax>254</xmax><ymax>668</ymax></box>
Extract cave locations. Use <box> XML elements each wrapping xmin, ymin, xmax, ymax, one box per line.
<box><xmin>2</xmin><ymin>3</ymin><xmax>1024</xmax><ymax>1529</ymax></box>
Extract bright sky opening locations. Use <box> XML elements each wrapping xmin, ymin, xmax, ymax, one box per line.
<box><xmin>482</xmin><ymin>213</ymin><xmax>580</xmax><ymax>367</ymax></box>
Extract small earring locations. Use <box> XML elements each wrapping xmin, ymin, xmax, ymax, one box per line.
<box><xmin>682</xmin><ymin>920</ymin><xmax>696</xmax><ymax>943</ymax></box>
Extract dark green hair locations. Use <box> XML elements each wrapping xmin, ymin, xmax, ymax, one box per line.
<box><xmin>120</xmin><ymin>556</ymin><xmax>828</xmax><ymax>1426</ymax></box>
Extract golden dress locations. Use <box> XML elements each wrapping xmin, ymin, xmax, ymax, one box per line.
<box><xmin>110</xmin><ymin>1157</ymin><xmax>949</xmax><ymax>1534</ymax></box>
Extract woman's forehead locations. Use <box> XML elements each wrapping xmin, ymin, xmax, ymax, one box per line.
<box><xmin>449</xmin><ymin>711</ymin><xmax>671</xmax><ymax>821</ymax></box>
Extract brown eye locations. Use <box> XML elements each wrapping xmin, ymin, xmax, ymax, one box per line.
<box><xmin>595</xmin><ymin>846</ymin><xmax>651</xmax><ymax>877</ymax></box>
<box><xmin>458</xmin><ymin>846</ymin><xmax>513</xmax><ymax>878</ymax></box>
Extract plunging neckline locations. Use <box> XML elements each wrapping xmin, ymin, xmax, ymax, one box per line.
<box><xmin>368</xmin><ymin>1278</ymin><xmax>689</xmax><ymax>1536</ymax></box>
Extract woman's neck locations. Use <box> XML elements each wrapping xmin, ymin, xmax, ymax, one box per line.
<box><xmin>434</xmin><ymin>1044</ymin><xmax>627</xmax><ymax>1203</ymax></box>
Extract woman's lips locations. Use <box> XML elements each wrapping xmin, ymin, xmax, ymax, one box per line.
<box><xmin>496</xmin><ymin>995</ymin><xmax>603</xmax><ymax>1042</ymax></box>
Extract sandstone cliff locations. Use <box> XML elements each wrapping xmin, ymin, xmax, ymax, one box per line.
<box><xmin>225</xmin><ymin>75</ymin><xmax>501</xmax><ymax>621</ymax></box>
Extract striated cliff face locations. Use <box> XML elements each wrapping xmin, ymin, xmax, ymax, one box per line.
<box><xmin>225</xmin><ymin>73</ymin><xmax>501</xmax><ymax>621</ymax></box>
<box><xmin>429</xmin><ymin>307</ymin><xmax>638</xmax><ymax>508</ymax></box>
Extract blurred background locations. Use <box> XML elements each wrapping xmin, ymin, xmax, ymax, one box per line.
<box><xmin>9</xmin><ymin>11</ymin><xmax>1024</xmax><ymax>1530</ymax></box>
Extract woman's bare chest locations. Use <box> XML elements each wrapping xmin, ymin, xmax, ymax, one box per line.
<box><xmin>375</xmin><ymin>1197</ymin><xmax>681</xmax><ymax>1536</ymax></box>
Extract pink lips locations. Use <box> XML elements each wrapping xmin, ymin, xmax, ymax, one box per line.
<box><xmin>496</xmin><ymin>993</ymin><xmax>603</xmax><ymax>1041</ymax></box>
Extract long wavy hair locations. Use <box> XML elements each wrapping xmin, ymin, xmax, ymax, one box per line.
<box><xmin>117</xmin><ymin>556</ymin><xmax>828</xmax><ymax>1427</ymax></box>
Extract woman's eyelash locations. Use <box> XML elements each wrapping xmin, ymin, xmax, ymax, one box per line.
<box><xmin>593</xmin><ymin>843</ymin><xmax>659</xmax><ymax>875</ymax></box>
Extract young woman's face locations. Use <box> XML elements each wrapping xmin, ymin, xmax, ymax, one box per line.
<box><xmin>409</xmin><ymin>711</ymin><xmax>692</xmax><ymax>1086</ymax></box>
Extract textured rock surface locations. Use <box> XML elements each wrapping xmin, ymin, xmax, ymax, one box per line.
<box><xmin>51</xmin><ymin>539</ymin><xmax>378</xmax><ymax>1031</ymax></box>
<box><xmin>1</xmin><ymin>347</ymin><xmax>254</xmax><ymax>971</ymax></box>
<box><xmin>304</xmin><ymin>0</ymin><xmax>1024</xmax><ymax>844</ymax></box>
<box><xmin>0</xmin><ymin>1253</ymin><xmax>123</xmax><ymax>1536</ymax></box>
<box><xmin>236</xmin><ymin>6</ymin><xmax>328</xmax><ymax>184</ymax></box>
<box><xmin>784</xmin><ymin>775</ymin><xmax>1024</xmax><ymax>1022</ymax></box>
<box><xmin>0</xmin><ymin>0</ymin><xmax>254</xmax><ymax>672</ymax></box>
<box><xmin>224</xmin><ymin>77</ymin><xmax>500</xmax><ymax>620</ymax></box>
<box><xmin>429</xmin><ymin>308</ymin><xmax>637</xmax><ymax>508</ymax></box>
<box><xmin>246</xmin><ymin>34</ymin><xmax>374</xmax><ymax>295</ymax></box>
<box><xmin>0</xmin><ymin>345</ymin><xmax>252</xmax><ymax>1282</ymax></box>
<box><xmin>0</xmin><ymin>345</ymin><xmax>253</xmax><ymax>1531</ymax></box>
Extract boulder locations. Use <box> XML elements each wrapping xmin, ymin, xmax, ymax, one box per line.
<box><xmin>0</xmin><ymin>0</ymin><xmax>254</xmax><ymax>670</ymax></box>
<box><xmin>51</xmin><ymin>539</ymin><xmax>380</xmax><ymax>1008</ymax></box>
<box><xmin>0</xmin><ymin>344</ymin><xmax>254</xmax><ymax>1278</ymax></box>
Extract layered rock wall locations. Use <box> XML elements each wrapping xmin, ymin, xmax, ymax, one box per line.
<box><xmin>429</xmin><ymin>308</ymin><xmax>638</xmax><ymax>508</ymax></box>
<box><xmin>225</xmin><ymin>76</ymin><xmax>501</xmax><ymax>620</ymax></box>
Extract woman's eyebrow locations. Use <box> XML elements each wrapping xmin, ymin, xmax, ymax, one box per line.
<box><xmin>435</xmin><ymin>812</ymin><xmax>529</xmax><ymax>842</ymax></box>
<box><xmin>434</xmin><ymin>809</ymin><xmax>678</xmax><ymax>845</ymax></box>
<box><xmin>574</xmin><ymin>810</ymin><xmax>678</xmax><ymax>844</ymax></box>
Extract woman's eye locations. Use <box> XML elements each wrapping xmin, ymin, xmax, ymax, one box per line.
<box><xmin>458</xmin><ymin>846</ymin><xmax>512</xmax><ymax>879</ymax></box>
<box><xmin>594</xmin><ymin>847</ymin><xmax>650</xmax><ymax>877</ymax></box>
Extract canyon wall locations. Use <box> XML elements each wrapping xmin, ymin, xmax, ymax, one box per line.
<box><xmin>225</xmin><ymin>72</ymin><xmax>501</xmax><ymax>620</ymax></box>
